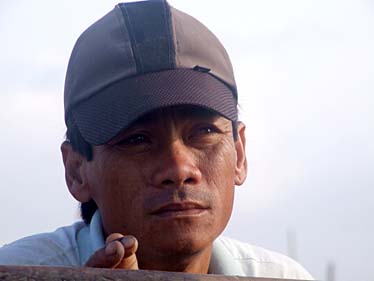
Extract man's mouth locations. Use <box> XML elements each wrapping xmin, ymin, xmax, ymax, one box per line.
<box><xmin>150</xmin><ymin>202</ymin><xmax>209</xmax><ymax>218</ymax></box>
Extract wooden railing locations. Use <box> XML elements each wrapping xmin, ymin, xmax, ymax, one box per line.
<box><xmin>0</xmin><ymin>265</ymin><xmax>312</xmax><ymax>281</ymax></box>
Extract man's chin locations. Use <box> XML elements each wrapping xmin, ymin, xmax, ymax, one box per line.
<box><xmin>142</xmin><ymin>225</ymin><xmax>215</xmax><ymax>254</ymax></box>
<box><xmin>139</xmin><ymin>234</ymin><xmax>213</xmax><ymax>266</ymax></box>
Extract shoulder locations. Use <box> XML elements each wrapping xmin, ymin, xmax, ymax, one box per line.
<box><xmin>0</xmin><ymin>222</ymin><xmax>86</xmax><ymax>266</ymax></box>
<box><xmin>212</xmin><ymin>236</ymin><xmax>314</xmax><ymax>280</ymax></box>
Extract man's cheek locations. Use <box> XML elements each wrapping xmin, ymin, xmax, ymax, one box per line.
<box><xmin>201</xmin><ymin>144</ymin><xmax>236</xmax><ymax>181</ymax></box>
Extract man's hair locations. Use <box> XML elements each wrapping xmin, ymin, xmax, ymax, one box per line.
<box><xmin>66</xmin><ymin>120</ymin><xmax>96</xmax><ymax>225</ymax></box>
<box><xmin>66</xmin><ymin>116</ymin><xmax>238</xmax><ymax>225</ymax></box>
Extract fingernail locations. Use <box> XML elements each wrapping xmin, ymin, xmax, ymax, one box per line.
<box><xmin>121</xmin><ymin>236</ymin><xmax>135</xmax><ymax>248</ymax></box>
<box><xmin>105</xmin><ymin>242</ymin><xmax>117</xmax><ymax>256</ymax></box>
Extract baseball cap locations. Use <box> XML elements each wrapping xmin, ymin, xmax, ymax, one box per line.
<box><xmin>64</xmin><ymin>0</ymin><xmax>238</xmax><ymax>145</ymax></box>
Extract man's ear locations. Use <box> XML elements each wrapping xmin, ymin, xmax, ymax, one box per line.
<box><xmin>61</xmin><ymin>141</ymin><xmax>92</xmax><ymax>203</ymax></box>
<box><xmin>234</xmin><ymin>122</ymin><xmax>248</xmax><ymax>185</ymax></box>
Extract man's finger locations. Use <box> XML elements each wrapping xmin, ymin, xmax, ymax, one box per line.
<box><xmin>84</xmin><ymin>240</ymin><xmax>125</xmax><ymax>268</ymax></box>
<box><xmin>115</xmin><ymin>235</ymin><xmax>139</xmax><ymax>269</ymax></box>
<box><xmin>85</xmin><ymin>233</ymin><xmax>139</xmax><ymax>269</ymax></box>
<box><xmin>104</xmin><ymin>234</ymin><xmax>139</xmax><ymax>269</ymax></box>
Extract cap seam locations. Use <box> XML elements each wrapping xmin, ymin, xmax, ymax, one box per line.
<box><xmin>119</xmin><ymin>4</ymin><xmax>143</xmax><ymax>73</ymax></box>
<box><xmin>162</xmin><ymin>0</ymin><xmax>176</xmax><ymax>69</ymax></box>
<box><xmin>113</xmin><ymin>5</ymin><xmax>136</xmax><ymax>72</ymax></box>
<box><xmin>169</xmin><ymin>7</ymin><xmax>180</xmax><ymax>67</ymax></box>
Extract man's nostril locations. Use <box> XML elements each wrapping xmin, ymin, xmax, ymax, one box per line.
<box><xmin>184</xmin><ymin>178</ymin><xmax>194</xmax><ymax>184</ymax></box>
<box><xmin>162</xmin><ymin>179</ymin><xmax>174</xmax><ymax>185</ymax></box>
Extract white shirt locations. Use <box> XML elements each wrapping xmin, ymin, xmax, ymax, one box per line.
<box><xmin>0</xmin><ymin>211</ymin><xmax>313</xmax><ymax>280</ymax></box>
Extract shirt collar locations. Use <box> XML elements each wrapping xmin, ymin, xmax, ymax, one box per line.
<box><xmin>209</xmin><ymin>237</ymin><xmax>244</xmax><ymax>275</ymax></box>
<box><xmin>77</xmin><ymin>210</ymin><xmax>105</xmax><ymax>265</ymax></box>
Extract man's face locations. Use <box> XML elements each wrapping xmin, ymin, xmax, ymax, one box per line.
<box><xmin>81</xmin><ymin>106</ymin><xmax>247</xmax><ymax>267</ymax></box>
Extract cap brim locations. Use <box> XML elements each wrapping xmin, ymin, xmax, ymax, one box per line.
<box><xmin>71</xmin><ymin>68</ymin><xmax>237</xmax><ymax>145</ymax></box>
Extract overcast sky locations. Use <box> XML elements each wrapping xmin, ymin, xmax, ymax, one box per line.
<box><xmin>1</xmin><ymin>1</ymin><xmax>373</xmax><ymax>280</ymax></box>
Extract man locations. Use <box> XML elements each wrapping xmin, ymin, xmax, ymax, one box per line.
<box><xmin>0</xmin><ymin>0</ymin><xmax>313</xmax><ymax>279</ymax></box>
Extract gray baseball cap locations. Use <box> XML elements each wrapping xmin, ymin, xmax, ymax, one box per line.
<box><xmin>64</xmin><ymin>0</ymin><xmax>238</xmax><ymax>145</ymax></box>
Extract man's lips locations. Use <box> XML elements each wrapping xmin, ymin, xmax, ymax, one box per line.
<box><xmin>150</xmin><ymin>202</ymin><xmax>209</xmax><ymax>218</ymax></box>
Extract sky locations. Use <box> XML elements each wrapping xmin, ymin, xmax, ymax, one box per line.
<box><xmin>1</xmin><ymin>1</ymin><xmax>373</xmax><ymax>280</ymax></box>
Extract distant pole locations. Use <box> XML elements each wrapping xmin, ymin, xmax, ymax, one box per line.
<box><xmin>286</xmin><ymin>229</ymin><xmax>298</xmax><ymax>261</ymax></box>
<box><xmin>326</xmin><ymin>261</ymin><xmax>336</xmax><ymax>281</ymax></box>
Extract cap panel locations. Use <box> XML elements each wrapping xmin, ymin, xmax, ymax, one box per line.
<box><xmin>118</xmin><ymin>0</ymin><xmax>176</xmax><ymax>74</ymax></box>
<box><xmin>64</xmin><ymin>6</ymin><xmax>137</xmax><ymax>116</ymax></box>
<box><xmin>170</xmin><ymin>7</ymin><xmax>237</xmax><ymax>97</ymax></box>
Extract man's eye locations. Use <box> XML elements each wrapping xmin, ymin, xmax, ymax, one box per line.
<box><xmin>190</xmin><ymin>125</ymin><xmax>219</xmax><ymax>139</ymax></box>
<box><xmin>117</xmin><ymin>134</ymin><xmax>150</xmax><ymax>146</ymax></box>
<box><xmin>198</xmin><ymin>127</ymin><xmax>215</xmax><ymax>134</ymax></box>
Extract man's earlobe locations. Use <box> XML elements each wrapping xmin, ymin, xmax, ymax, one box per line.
<box><xmin>61</xmin><ymin>141</ymin><xmax>91</xmax><ymax>203</ymax></box>
<box><xmin>234</xmin><ymin>122</ymin><xmax>248</xmax><ymax>185</ymax></box>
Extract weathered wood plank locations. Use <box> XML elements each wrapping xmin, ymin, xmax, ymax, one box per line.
<box><xmin>0</xmin><ymin>265</ymin><xmax>311</xmax><ymax>281</ymax></box>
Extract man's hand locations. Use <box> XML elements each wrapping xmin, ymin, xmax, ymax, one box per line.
<box><xmin>85</xmin><ymin>233</ymin><xmax>139</xmax><ymax>269</ymax></box>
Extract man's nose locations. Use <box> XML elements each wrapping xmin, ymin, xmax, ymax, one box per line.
<box><xmin>150</xmin><ymin>140</ymin><xmax>202</xmax><ymax>189</ymax></box>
